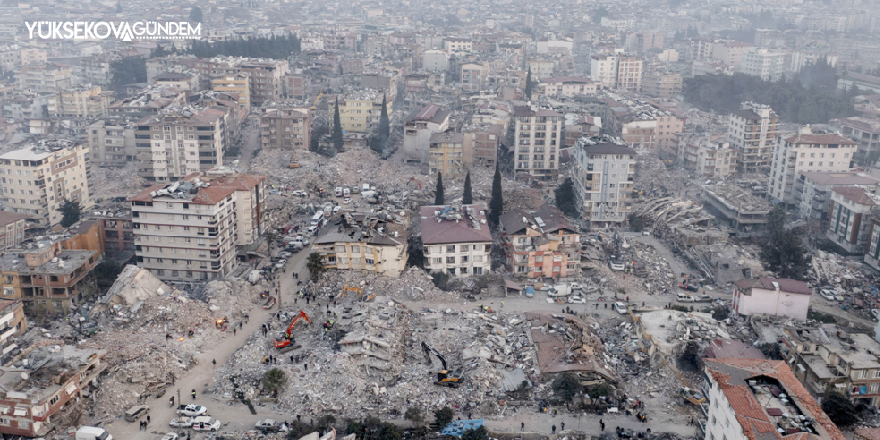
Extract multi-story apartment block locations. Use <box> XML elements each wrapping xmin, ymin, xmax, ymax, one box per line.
<box><xmin>88</xmin><ymin>119</ymin><xmax>135</xmax><ymax>167</ymax></box>
<box><xmin>322</xmin><ymin>32</ymin><xmax>358</xmax><ymax>51</ymax></box>
<box><xmin>572</xmin><ymin>138</ymin><xmax>636</xmax><ymax>229</ymax></box>
<box><xmin>155</xmin><ymin>72</ymin><xmax>199</xmax><ymax>91</ymax></box>
<box><xmin>0</xmin><ymin>298</ymin><xmax>26</xmax><ymax>358</ymax></box>
<box><xmin>513</xmin><ymin>104</ymin><xmax>564</xmax><ymax>180</ymax></box>
<box><xmin>710</xmin><ymin>41</ymin><xmax>753</xmax><ymax>68</ymax></box>
<box><xmin>616</xmin><ymin>56</ymin><xmax>643</xmax><ymax>93</ymax></box>
<box><xmin>134</xmin><ymin>108</ymin><xmax>226</xmax><ymax>182</ymax></box>
<box><xmin>442</xmin><ymin>38</ymin><xmax>472</xmax><ymax>52</ymax></box>
<box><xmin>282</xmin><ymin>74</ymin><xmax>306</xmax><ymax>99</ymax></box>
<box><xmin>866</xmin><ymin>214</ymin><xmax>880</xmax><ymax>272</ymax></box>
<box><xmin>312</xmin><ymin>210</ymin><xmax>410</xmax><ymax>278</ymax></box>
<box><xmin>527</xmin><ymin>59</ymin><xmax>556</xmax><ymax>80</ymax></box>
<box><xmin>92</xmin><ymin>205</ymin><xmax>136</xmax><ymax>262</ymax></box>
<box><xmin>464</xmin><ymin>124</ymin><xmax>502</xmax><ymax>168</ymax></box>
<box><xmin>211</xmin><ymin>74</ymin><xmax>251</xmax><ymax>112</ymax></box>
<box><xmin>769</xmin><ymin>128</ymin><xmax>858</xmax><ymax>206</ymax></box>
<box><xmin>0</xmin><ymin>140</ymin><xmax>92</xmax><ymax>228</ymax></box>
<box><xmin>16</xmin><ymin>63</ymin><xmax>72</xmax><ymax>94</ymax></box>
<box><xmin>193</xmin><ymin>57</ymin><xmax>289</xmax><ymax>106</ymax></box>
<box><xmin>624</xmin><ymin>32</ymin><xmax>664</xmax><ymax>54</ymax></box>
<box><xmin>130</xmin><ymin>168</ymin><xmax>266</xmax><ymax>282</ymax></box>
<box><xmin>0</xmin><ymin>46</ymin><xmax>46</xmax><ymax>73</ymax></box>
<box><xmin>733</xmin><ymin>277</ymin><xmax>813</xmax><ymax>321</ymax></box>
<box><xmin>259</xmin><ymin>107</ymin><xmax>309</xmax><ymax>151</ymax></box>
<box><xmin>835</xmin><ymin>117</ymin><xmax>880</xmax><ymax>166</ymax></box>
<box><xmin>728</xmin><ymin>102</ymin><xmax>780</xmax><ymax>173</ymax></box>
<box><xmin>429</xmin><ymin>132</ymin><xmax>469</xmax><ymax>178</ymax></box>
<box><xmin>420</xmin><ymin>204</ymin><xmax>492</xmax><ymax>277</ymax></box>
<box><xmin>702</xmin><ymin>358</ymin><xmax>844</xmax><ymax>440</ymax></box>
<box><xmin>740</xmin><ymin>48</ymin><xmax>787</xmax><ymax>81</ymax></box>
<box><xmin>403</xmin><ymin>105</ymin><xmax>450</xmax><ymax>164</ymax></box>
<box><xmin>499</xmin><ymin>203</ymin><xmax>580</xmax><ymax>279</ymax></box>
<box><xmin>79</xmin><ymin>54</ymin><xmax>115</xmax><ymax>86</ymax></box>
<box><xmin>827</xmin><ymin>187</ymin><xmax>879</xmax><ymax>254</ymax></box>
<box><xmin>678</xmin><ymin>138</ymin><xmax>738</xmax><ymax>178</ymax></box>
<box><xmin>589</xmin><ymin>54</ymin><xmax>618</xmax><ymax>88</ymax></box>
<box><xmin>331</xmin><ymin>90</ymin><xmax>386</xmax><ymax>134</ymax></box>
<box><xmin>47</xmin><ymin>85</ymin><xmax>114</xmax><ymax>118</ymax></box>
<box><xmin>423</xmin><ymin>50</ymin><xmax>449</xmax><ymax>72</ymax></box>
<box><xmin>620</xmin><ymin>114</ymin><xmax>685</xmax><ymax>153</ymax></box>
<box><xmin>796</xmin><ymin>172</ymin><xmax>880</xmax><ymax>225</ymax></box>
<box><xmin>0</xmin><ymin>212</ymin><xmax>28</xmax><ymax>250</ymax></box>
<box><xmin>536</xmin><ymin>77</ymin><xmax>600</xmax><ymax>98</ymax></box>
<box><xmin>641</xmin><ymin>71</ymin><xmax>683</xmax><ymax>99</ymax></box>
<box><xmin>461</xmin><ymin>63</ymin><xmax>487</xmax><ymax>92</ymax></box>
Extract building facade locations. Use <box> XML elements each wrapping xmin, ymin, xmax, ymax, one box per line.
<box><xmin>499</xmin><ymin>204</ymin><xmax>581</xmax><ymax>278</ymax></box>
<box><xmin>572</xmin><ymin>139</ymin><xmax>636</xmax><ymax>229</ymax></box>
<box><xmin>420</xmin><ymin>204</ymin><xmax>492</xmax><ymax>277</ymax></box>
<box><xmin>589</xmin><ymin>54</ymin><xmax>618</xmax><ymax>88</ymax></box>
<box><xmin>403</xmin><ymin>105</ymin><xmax>450</xmax><ymax>163</ymax></box>
<box><xmin>835</xmin><ymin>117</ymin><xmax>880</xmax><ymax>166</ymax></box>
<box><xmin>513</xmin><ymin>105</ymin><xmax>563</xmax><ymax>179</ymax></box>
<box><xmin>769</xmin><ymin>128</ymin><xmax>858</xmax><ymax>206</ymax></box>
<box><xmin>429</xmin><ymin>132</ymin><xmax>469</xmax><ymax>178</ymax></box>
<box><xmin>740</xmin><ymin>48</ymin><xmax>787</xmax><ymax>81</ymax></box>
<box><xmin>211</xmin><ymin>75</ymin><xmax>251</xmax><ymax>112</ymax></box>
<box><xmin>827</xmin><ymin>186</ymin><xmax>878</xmax><ymax>255</ymax></box>
<box><xmin>259</xmin><ymin>107</ymin><xmax>310</xmax><ymax>151</ymax></box>
<box><xmin>616</xmin><ymin>56</ymin><xmax>643</xmax><ymax>93</ymax></box>
<box><xmin>795</xmin><ymin>172</ymin><xmax>879</xmax><ymax>226</ymax></box>
<box><xmin>134</xmin><ymin>108</ymin><xmax>226</xmax><ymax>182</ymax></box>
<box><xmin>678</xmin><ymin>139</ymin><xmax>738</xmax><ymax>178</ymax></box>
<box><xmin>88</xmin><ymin>119</ymin><xmax>135</xmax><ymax>167</ymax></box>
<box><xmin>311</xmin><ymin>210</ymin><xmax>410</xmax><ymax>278</ymax></box>
<box><xmin>732</xmin><ymin>278</ymin><xmax>812</xmax><ymax>321</ymax></box>
<box><xmin>728</xmin><ymin>102</ymin><xmax>779</xmax><ymax>173</ymax></box>
<box><xmin>0</xmin><ymin>212</ymin><xmax>28</xmax><ymax>251</ymax></box>
<box><xmin>47</xmin><ymin>85</ymin><xmax>114</xmax><ymax>118</ymax></box>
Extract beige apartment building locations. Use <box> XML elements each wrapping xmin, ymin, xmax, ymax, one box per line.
<box><xmin>311</xmin><ymin>210</ymin><xmax>410</xmax><ymax>278</ymax></box>
<box><xmin>130</xmin><ymin>168</ymin><xmax>266</xmax><ymax>282</ymax></box>
<box><xmin>0</xmin><ymin>140</ymin><xmax>92</xmax><ymax>227</ymax></box>
<box><xmin>429</xmin><ymin>132</ymin><xmax>469</xmax><ymax>178</ymax></box>
<box><xmin>47</xmin><ymin>85</ymin><xmax>114</xmax><ymax>118</ymax></box>
<box><xmin>134</xmin><ymin>108</ymin><xmax>225</xmax><ymax>182</ymax></box>
<box><xmin>678</xmin><ymin>138</ymin><xmax>738</xmax><ymax>178</ymax></box>
<box><xmin>16</xmin><ymin>63</ymin><xmax>71</xmax><ymax>94</ymax></box>
<box><xmin>211</xmin><ymin>74</ymin><xmax>251</xmax><ymax>112</ymax></box>
<box><xmin>331</xmin><ymin>90</ymin><xmax>386</xmax><ymax>134</ymax></box>
<box><xmin>616</xmin><ymin>56</ymin><xmax>643</xmax><ymax>93</ymax></box>
<box><xmin>513</xmin><ymin>104</ymin><xmax>564</xmax><ymax>180</ymax></box>
<box><xmin>769</xmin><ymin>127</ymin><xmax>858</xmax><ymax>206</ymax></box>
<box><xmin>260</xmin><ymin>107</ymin><xmax>310</xmax><ymax>151</ymax></box>
<box><xmin>641</xmin><ymin>71</ymin><xmax>682</xmax><ymax>99</ymax></box>
<box><xmin>728</xmin><ymin>102</ymin><xmax>780</xmax><ymax>173</ymax></box>
<box><xmin>420</xmin><ymin>204</ymin><xmax>492</xmax><ymax>277</ymax></box>
<box><xmin>193</xmin><ymin>57</ymin><xmax>289</xmax><ymax>105</ymax></box>
<box><xmin>88</xmin><ymin>119</ymin><xmax>135</xmax><ymax>167</ymax></box>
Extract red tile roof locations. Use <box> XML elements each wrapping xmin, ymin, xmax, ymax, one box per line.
<box><xmin>784</xmin><ymin>133</ymin><xmax>857</xmax><ymax>145</ymax></box>
<box><xmin>420</xmin><ymin>205</ymin><xmax>492</xmax><ymax>245</ymax></box>
<box><xmin>129</xmin><ymin>173</ymin><xmax>265</xmax><ymax>205</ymax></box>
<box><xmin>833</xmin><ymin>186</ymin><xmax>878</xmax><ymax>205</ymax></box>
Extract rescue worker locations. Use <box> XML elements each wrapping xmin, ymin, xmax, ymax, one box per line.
<box><xmin>191</xmin><ymin>388</ymin><xmax>196</xmax><ymax>399</ymax></box>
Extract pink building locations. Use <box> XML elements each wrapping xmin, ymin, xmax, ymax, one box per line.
<box><xmin>733</xmin><ymin>278</ymin><xmax>812</xmax><ymax>321</ymax></box>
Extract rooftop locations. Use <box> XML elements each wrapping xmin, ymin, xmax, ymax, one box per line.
<box><xmin>733</xmin><ymin>278</ymin><xmax>812</xmax><ymax>295</ymax></box>
<box><xmin>0</xmin><ymin>345</ymin><xmax>106</xmax><ymax>403</ymax></box>
<box><xmin>420</xmin><ymin>205</ymin><xmax>492</xmax><ymax>245</ymax></box>
<box><xmin>499</xmin><ymin>203</ymin><xmax>577</xmax><ymax>236</ymax></box>
<box><xmin>129</xmin><ymin>169</ymin><xmax>265</xmax><ymax>205</ymax></box>
<box><xmin>0</xmin><ymin>139</ymin><xmax>81</xmax><ymax>161</ymax></box>
<box><xmin>313</xmin><ymin>210</ymin><xmax>409</xmax><ymax>247</ymax></box>
<box><xmin>785</xmin><ymin>133</ymin><xmax>857</xmax><ymax>146</ymax></box>
<box><xmin>832</xmin><ymin>186</ymin><xmax>880</xmax><ymax>205</ymax></box>
<box><xmin>800</xmin><ymin>171</ymin><xmax>880</xmax><ymax>186</ymax></box>
<box><xmin>0</xmin><ymin>212</ymin><xmax>29</xmax><ymax>227</ymax></box>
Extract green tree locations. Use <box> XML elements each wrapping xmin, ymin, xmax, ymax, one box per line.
<box><xmin>554</xmin><ymin>177</ymin><xmax>578</xmax><ymax>217</ymax></box>
<box><xmin>434</xmin><ymin>172</ymin><xmax>444</xmax><ymax>205</ymax></box>
<box><xmin>372</xmin><ymin>94</ymin><xmax>390</xmax><ymax>155</ymax></box>
<box><xmin>525</xmin><ymin>67</ymin><xmax>532</xmax><ymax>100</ymax></box>
<box><xmin>760</xmin><ymin>206</ymin><xmax>812</xmax><ymax>280</ymax></box>
<box><xmin>94</xmin><ymin>258</ymin><xmax>123</xmax><ymax>286</ymax></box>
<box><xmin>759</xmin><ymin>342</ymin><xmax>783</xmax><ymax>360</ymax></box>
<box><xmin>189</xmin><ymin>6</ymin><xmax>203</xmax><ymax>22</ymax></box>
<box><xmin>462</xmin><ymin>426</ymin><xmax>488</xmax><ymax>440</ymax></box>
<box><xmin>310</xmin><ymin>124</ymin><xmax>328</xmax><ymax>153</ymax></box>
<box><xmin>488</xmin><ymin>163</ymin><xmax>503</xmax><ymax>226</ymax></box>
<box><xmin>629</xmin><ymin>214</ymin><xmax>644</xmax><ymax>232</ymax></box>
<box><xmin>332</xmin><ymin>98</ymin><xmax>344</xmax><ymax>153</ymax></box>
<box><xmin>434</xmin><ymin>407</ymin><xmax>454</xmax><ymax>428</ymax></box>
<box><xmin>821</xmin><ymin>393</ymin><xmax>859</xmax><ymax>427</ymax></box>
<box><xmin>110</xmin><ymin>57</ymin><xmax>147</xmax><ymax>91</ymax></box>
<box><xmin>552</xmin><ymin>373</ymin><xmax>582</xmax><ymax>402</ymax></box>
<box><xmin>306</xmin><ymin>252</ymin><xmax>326</xmax><ymax>280</ymax></box>
<box><xmin>262</xmin><ymin>368</ymin><xmax>287</xmax><ymax>397</ymax></box>
<box><xmin>462</xmin><ymin>171</ymin><xmax>473</xmax><ymax>204</ymax></box>
<box><xmin>58</xmin><ymin>199</ymin><xmax>82</xmax><ymax>228</ymax></box>
<box><xmin>404</xmin><ymin>406</ymin><xmax>425</xmax><ymax>427</ymax></box>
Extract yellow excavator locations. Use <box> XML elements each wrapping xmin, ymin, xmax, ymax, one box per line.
<box><xmin>421</xmin><ymin>342</ymin><xmax>464</xmax><ymax>387</ymax></box>
<box><xmin>340</xmin><ymin>286</ymin><xmax>361</xmax><ymax>299</ymax></box>
<box><xmin>289</xmin><ymin>151</ymin><xmax>299</xmax><ymax>168</ymax></box>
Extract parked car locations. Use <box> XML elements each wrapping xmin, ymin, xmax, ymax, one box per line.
<box><xmin>343</xmin><ymin>197</ymin><xmax>352</xmax><ymax>204</ymax></box>
<box><xmin>169</xmin><ymin>417</ymin><xmax>193</xmax><ymax>428</ymax></box>
<box><xmin>333</xmin><ymin>206</ymin><xmax>342</xmax><ymax>214</ymax></box>
<box><xmin>613</xmin><ymin>302</ymin><xmax>628</xmax><ymax>315</ymax></box>
<box><xmin>176</xmin><ymin>404</ymin><xmax>207</xmax><ymax>417</ymax></box>
<box><xmin>835</xmin><ymin>294</ymin><xmax>845</xmax><ymax>302</ymax></box>
<box><xmin>277</xmin><ymin>252</ymin><xmax>292</xmax><ymax>259</ymax></box>
<box><xmin>568</xmin><ymin>296</ymin><xmax>586</xmax><ymax>304</ymax></box>
<box><xmin>820</xmin><ymin>289</ymin><xmax>836</xmax><ymax>301</ymax></box>
<box><xmin>192</xmin><ymin>416</ymin><xmax>221</xmax><ymax>432</ymax></box>
<box><xmin>161</xmin><ymin>433</ymin><xmax>179</xmax><ymax>440</ymax></box>
<box><xmin>569</xmin><ymin>283</ymin><xmax>584</xmax><ymax>291</ymax></box>
<box><xmin>872</xmin><ymin>309</ymin><xmax>880</xmax><ymax>319</ymax></box>
<box><xmin>676</xmin><ymin>293</ymin><xmax>694</xmax><ymax>302</ymax></box>
<box><xmin>124</xmin><ymin>405</ymin><xmax>150</xmax><ymax>422</ymax></box>
<box><xmin>256</xmin><ymin>419</ymin><xmax>279</xmax><ymax>432</ymax></box>
<box><xmin>274</xmin><ymin>259</ymin><xmax>286</xmax><ymax>269</ymax></box>
<box><xmin>695</xmin><ymin>295</ymin><xmax>712</xmax><ymax>303</ymax></box>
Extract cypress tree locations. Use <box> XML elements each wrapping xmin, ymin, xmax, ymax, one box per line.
<box><xmin>525</xmin><ymin>67</ymin><xmax>532</xmax><ymax>100</ymax></box>
<box><xmin>332</xmin><ymin>98</ymin><xmax>343</xmax><ymax>153</ymax></box>
<box><xmin>462</xmin><ymin>171</ymin><xmax>473</xmax><ymax>204</ymax></box>
<box><xmin>435</xmin><ymin>172</ymin><xmax>444</xmax><ymax>205</ymax></box>
<box><xmin>488</xmin><ymin>163</ymin><xmax>503</xmax><ymax>226</ymax></box>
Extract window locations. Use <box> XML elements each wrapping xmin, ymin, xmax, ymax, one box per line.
<box><xmin>461</xmin><ymin>256</ymin><xmax>469</xmax><ymax>263</ymax></box>
<box><xmin>460</xmin><ymin>245</ymin><xmax>469</xmax><ymax>252</ymax></box>
<box><xmin>2</xmin><ymin>287</ymin><xmax>12</xmax><ymax>296</ymax></box>
<box><xmin>473</xmin><ymin>267</ymin><xmax>483</xmax><ymax>275</ymax></box>
<box><xmin>473</xmin><ymin>255</ymin><xmax>483</xmax><ymax>263</ymax></box>
<box><xmin>351</xmin><ymin>245</ymin><xmax>360</xmax><ymax>253</ymax></box>
<box><xmin>432</xmin><ymin>257</ymin><xmax>442</xmax><ymax>264</ymax></box>
<box><xmin>447</xmin><ymin>245</ymin><xmax>456</xmax><ymax>253</ymax></box>
<box><xmin>446</xmin><ymin>256</ymin><xmax>455</xmax><ymax>264</ymax></box>
<box><xmin>365</xmin><ymin>259</ymin><xmax>374</xmax><ymax>264</ymax></box>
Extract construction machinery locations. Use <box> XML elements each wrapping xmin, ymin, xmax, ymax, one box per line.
<box><xmin>289</xmin><ymin>152</ymin><xmax>300</xmax><ymax>169</ymax></box>
<box><xmin>310</xmin><ymin>92</ymin><xmax>324</xmax><ymax>110</ymax></box>
<box><xmin>679</xmin><ymin>387</ymin><xmax>706</xmax><ymax>406</ymax></box>
<box><xmin>274</xmin><ymin>311</ymin><xmax>312</xmax><ymax>349</ymax></box>
<box><xmin>340</xmin><ymin>286</ymin><xmax>362</xmax><ymax>299</ymax></box>
<box><xmin>421</xmin><ymin>342</ymin><xmax>464</xmax><ymax>387</ymax></box>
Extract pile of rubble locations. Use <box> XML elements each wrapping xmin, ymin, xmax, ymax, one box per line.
<box><xmin>634</xmin><ymin>154</ymin><xmax>689</xmax><ymax>198</ymax></box>
<box><xmin>89</xmin><ymin>162</ymin><xmax>149</xmax><ymax>198</ymax></box>
<box><xmin>313</xmin><ymin>267</ymin><xmax>474</xmax><ymax>303</ymax></box>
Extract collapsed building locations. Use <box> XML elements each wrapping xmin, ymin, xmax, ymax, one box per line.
<box><xmin>312</xmin><ymin>209</ymin><xmax>411</xmax><ymax>277</ymax></box>
<box><xmin>701</xmin><ymin>183</ymin><xmax>771</xmax><ymax>237</ymax></box>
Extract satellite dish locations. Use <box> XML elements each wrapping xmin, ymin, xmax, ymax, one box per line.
<box><xmin>20</xmin><ymin>372</ymin><xmax>28</xmax><ymax>380</ymax></box>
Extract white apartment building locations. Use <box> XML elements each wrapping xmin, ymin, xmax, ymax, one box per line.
<box><xmin>537</xmin><ymin>77</ymin><xmax>600</xmax><ymax>98</ymax></box>
<box><xmin>616</xmin><ymin>56</ymin><xmax>643</xmax><ymax>93</ymax></box>
<box><xmin>0</xmin><ymin>140</ymin><xmax>92</xmax><ymax>228</ymax></box>
<box><xmin>513</xmin><ymin>104</ymin><xmax>564</xmax><ymax>180</ymax></box>
<box><xmin>403</xmin><ymin>105</ymin><xmax>450</xmax><ymax>163</ymax></box>
<box><xmin>134</xmin><ymin>108</ymin><xmax>226</xmax><ymax>182</ymax></box>
<box><xmin>769</xmin><ymin>127</ymin><xmax>858</xmax><ymax>206</ymax></box>
<box><xmin>130</xmin><ymin>168</ymin><xmax>265</xmax><ymax>282</ymax></box>
<box><xmin>727</xmin><ymin>102</ymin><xmax>779</xmax><ymax>173</ymax></box>
<box><xmin>47</xmin><ymin>85</ymin><xmax>114</xmax><ymax>118</ymax></box>
<box><xmin>420</xmin><ymin>204</ymin><xmax>492</xmax><ymax>277</ymax></box>
<box><xmin>16</xmin><ymin>63</ymin><xmax>72</xmax><ymax>94</ymax></box>
<box><xmin>88</xmin><ymin>119</ymin><xmax>135</xmax><ymax>167</ymax></box>
<box><xmin>572</xmin><ymin>138</ymin><xmax>636</xmax><ymax>229</ymax></box>
<box><xmin>422</xmin><ymin>50</ymin><xmax>449</xmax><ymax>72</ymax></box>
<box><xmin>740</xmin><ymin>48</ymin><xmax>787</xmax><ymax>81</ymax></box>
<box><xmin>589</xmin><ymin>54</ymin><xmax>618</xmax><ymax>88</ymax></box>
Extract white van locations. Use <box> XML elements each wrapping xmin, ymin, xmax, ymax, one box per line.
<box><xmin>76</xmin><ymin>426</ymin><xmax>113</xmax><ymax>440</ymax></box>
<box><xmin>362</xmin><ymin>183</ymin><xmax>371</xmax><ymax>193</ymax></box>
<box><xmin>343</xmin><ymin>187</ymin><xmax>351</xmax><ymax>197</ymax></box>
<box><xmin>310</xmin><ymin>211</ymin><xmax>324</xmax><ymax>226</ymax></box>
<box><xmin>335</xmin><ymin>187</ymin><xmax>343</xmax><ymax>197</ymax></box>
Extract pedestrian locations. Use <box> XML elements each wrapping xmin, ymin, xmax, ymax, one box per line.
<box><xmin>212</xmin><ymin>359</ymin><xmax>216</xmax><ymax>367</ymax></box>
<box><xmin>600</xmin><ymin>422</ymin><xmax>604</xmax><ymax>431</ymax></box>
<box><xmin>290</xmin><ymin>355</ymin><xmax>294</xmax><ymax>363</ymax></box>
<box><xmin>501</xmin><ymin>301</ymin><xmax>504</xmax><ymax>308</ymax></box>
<box><xmin>191</xmin><ymin>388</ymin><xmax>196</xmax><ymax>399</ymax></box>
<box><xmin>233</xmin><ymin>327</ymin><xmax>236</xmax><ymax>336</ymax></box>
<box><xmin>297</xmin><ymin>415</ymin><xmax>301</xmax><ymax>423</ymax></box>
<box><xmin>305</xmin><ymin>363</ymin><xmax>308</xmax><ymax>371</ymax></box>
<box><xmin>295</xmin><ymin>297</ymin><xmax>298</xmax><ymax>304</ymax></box>
<box><xmin>147</xmin><ymin>415</ymin><xmax>151</xmax><ymax>425</ymax></box>
<box><xmin>139</xmin><ymin>421</ymin><xmax>142</xmax><ymax>431</ymax></box>
<box><xmin>551</xmin><ymin>425</ymin><xmax>556</xmax><ymax>434</ymax></box>
<box><xmin>560</xmin><ymin>422</ymin><xmax>565</xmax><ymax>431</ymax></box>
<box><xmin>605</xmin><ymin>303</ymin><xmax>608</xmax><ymax>309</ymax></box>
<box><xmin>521</xmin><ymin>422</ymin><xmax>524</xmax><ymax>432</ymax></box>
<box><xmin>468</xmin><ymin>412</ymin><xmax>472</xmax><ymax>420</ymax></box>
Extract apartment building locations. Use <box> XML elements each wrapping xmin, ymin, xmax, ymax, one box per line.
<box><xmin>733</xmin><ymin>277</ymin><xmax>812</xmax><ymax>321</ymax></box>
<box><xmin>312</xmin><ymin>210</ymin><xmax>410</xmax><ymax>278</ymax></box>
<box><xmin>499</xmin><ymin>203</ymin><xmax>580</xmax><ymax>279</ymax></box>
<box><xmin>130</xmin><ymin>169</ymin><xmax>266</xmax><ymax>282</ymax></box>
<box><xmin>331</xmin><ymin>90</ymin><xmax>386</xmax><ymax>134</ymax></box>
<box><xmin>624</xmin><ymin>32</ymin><xmax>664</xmax><ymax>54</ymax></box>
<box><xmin>420</xmin><ymin>204</ymin><xmax>492</xmax><ymax>277</ymax></box>
<box><xmin>827</xmin><ymin>186</ymin><xmax>879</xmax><ymax>254</ymax></box>
<box><xmin>155</xmin><ymin>72</ymin><xmax>199</xmax><ymax>91</ymax></box>
<box><xmin>866</xmin><ymin>214</ymin><xmax>880</xmax><ymax>272</ymax></box>
<box><xmin>0</xmin><ymin>212</ymin><xmax>28</xmax><ymax>250</ymax></box>
<box><xmin>589</xmin><ymin>54</ymin><xmax>618</xmax><ymax>88</ymax></box>
<box><xmin>443</xmin><ymin>38</ymin><xmax>473</xmax><ymax>52</ymax></box>
<box><xmin>620</xmin><ymin>114</ymin><xmax>685</xmax><ymax>153</ymax></box>
<box><xmin>711</xmin><ymin>41</ymin><xmax>753</xmax><ymax>68</ymax></box>
<box><xmin>422</xmin><ymin>50</ymin><xmax>449</xmax><ymax>72</ymax></box>
<box><xmin>429</xmin><ymin>132</ymin><xmax>469</xmax><ymax>178</ymax></box>
<box><xmin>0</xmin><ymin>345</ymin><xmax>105</xmax><ymax>437</ymax></box>
<box><xmin>282</xmin><ymin>74</ymin><xmax>306</xmax><ymax>99</ymax></box>
<box><xmin>702</xmin><ymin>358</ymin><xmax>844</xmax><ymax>440</ymax></box>
<box><xmin>641</xmin><ymin>71</ymin><xmax>682</xmax><ymax>99</ymax></box>
<box><xmin>134</xmin><ymin>108</ymin><xmax>226</xmax><ymax>182</ymax></box>
<box><xmin>0</xmin><ymin>140</ymin><xmax>92</xmax><ymax>228</ymax></box>
<box><xmin>572</xmin><ymin>138</ymin><xmax>636</xmax><ymax>229</ymax></box>
<box><xmin>0</xmin><ymin>46</ymin><xmax>46</xmax><ymax>73</ymax></box>
<box><xmin>527</xmin><ymin>59</ymin><xmax>556</xmax><ymax>80</ymax></box>
<box><xmin>461</xmin><ymin>63</ymin><xmax>487</xmax><ymax>92</ymax></box>
<box><xmin>769</xmin><ymin>128</ymin><xmax>858</xmax><ymax>206</ymax></box>
<box><xmin>47</xmin><ymin>85</ymin><xmax>114</xmax><ymax>118</ymax></box>
<box><xmin>678</xmin><ymin>139</ymin><xmax>738</xmax><ymax>178</ymax></box>
<box><xmin>835</xmin><ymin>117</ymin><xmax>880</xmax><ymax>166</ymax></box>
<box><xmin>740</xmin><ymin>48</ymin><xmax>787</xmax><ymax>81</ymax></box>
<box><xmin>211</xmin><ymin>74</ymin><xmax>251</xmax><ymax>112</ymax></box>
<box><xmin>80</xmin><ymin>54</ymin><xmax>115</xmax><ymax>86</ymax></box>
<box><xmin>513</xmin><ymin>104</ymin><xmax>564</xmax><ymax>180</ymax></box>
<box><xmin>536</xmin><ymin>77</ymin><xmax>600</xmax><ymax>98</ymax></box>
<box><xmin>0</xmin><ymin>298</ymin><xmax>26</xmax><ymax>360</ymax></box>
<box><xmin>0</xmin><ymin>234</ymin><xmax>102</xmax><ymax>316</ymax></box>
<box><xmin>796</xmin><ymin>171</ymin><xmax>879</xmax><ymax>225</ymax></box>
<box><xmin>463</xmin><ymin>124</ymin><xmax>502</xmax><ymax>168</ymax></box>
<box><xmin>259</xmin><ymin>107</ymin><xmax>310</xmax><ymax>151</ymax></box>
<box><xmin>728</xmin><ymin>102</ymin><xmax>780</xmax><ymax>173</ymax></box>
<box><xmin>16</xmin><ymin>63</ymin><xmax>72</xmax><ymax>94</ymax></box>
<box><xmin>193</xmin><ymin>57</ymin><xmax>289</xmax><ymax>105</ymax></box>
<box><xmin>403</xmin><ymin>105</ymin><xmax>450</xmax><ymax>163</ymax></box>
<box><xmin>88</xmin><ymin>119</ymin><xmax>135</xmax><ymax>167</ymax></box>
<box><xmin>616</xmin><ymin>56</ymin><xmax>643</xmax><ymax>93</ymax></box>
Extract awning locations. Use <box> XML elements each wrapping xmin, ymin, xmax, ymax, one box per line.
<box><xmin>504</xmin><ymin>279</ymin><xmax>522</xmax><ymax>291</ymax></box>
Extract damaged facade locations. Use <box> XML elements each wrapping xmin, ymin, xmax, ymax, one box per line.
<box><xmin>499</xmin><ymin>203</ymin><xmax>581</xmax><ymax>279</ymax></box>
<box><xmin>312</xmin><ymin>209</ymin><xmax>411</xmax><ymax>277</ymax></box>
<box><xmin>420</xmin><ymin>204</ymin><xmax>492</xmax><ymax>277</ymax></box>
